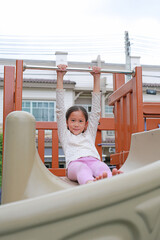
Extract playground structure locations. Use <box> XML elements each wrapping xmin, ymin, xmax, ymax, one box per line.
<box><xmin>3</xmin><ymin>60</ymin><xmax>160</xmax><ymax>172</ymax></box>
<box><xmin>0</xmin><ymin>60</ymin><xmax>160</xmax><ymax>239</ymax></box>
<box><xmin>0</xmin><ymin>109</ymin><xmax>160</xmax><ymax>239</ymax></box>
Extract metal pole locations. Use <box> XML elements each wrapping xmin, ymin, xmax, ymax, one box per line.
<box><xmin>23</xmin><ymin>64</ymin><xmax>134</xmax><ymax>75</ymax></box>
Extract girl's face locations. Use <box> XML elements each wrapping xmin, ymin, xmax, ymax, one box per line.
<box><xmin>67</xmin><ymin>110</ymin><xmax>88</xmax><ymax>135</ymax></box>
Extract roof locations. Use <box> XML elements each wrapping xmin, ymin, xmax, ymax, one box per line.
<box><xmin>0</xmin><ymin>77</ymin><xmax>76</xmax><ymax>85</ymax></box>
<box><xmin>143</xmin><ymin>82</ymin><xmax>160</xmax><ymax>87</ymax></box>
<box><xmin>23</xmin><ymin>78</ymin><xmax>76</xmax><ymax>85</ymax></box>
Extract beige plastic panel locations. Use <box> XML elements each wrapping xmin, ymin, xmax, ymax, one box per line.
<box><xmin>120</xmin><ymin>127</ymin><xmax>160</xmax><ymax>172</ymax></box>
<box><xmin>1</xmin><ymin>111</ymin><xmax>71</xmax><ymax>204</ymax></box>
<box><xmin>0</xmin><ymin>111</ymin><xmax>160</xmax><ymax>240</ymax></box>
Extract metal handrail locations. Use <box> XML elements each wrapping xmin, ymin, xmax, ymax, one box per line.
<box><xmin>23</xmin><ymin>64</ymin><xmax>134</xmax><ymax>75</ymax></box>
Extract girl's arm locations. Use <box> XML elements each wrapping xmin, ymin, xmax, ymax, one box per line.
<box><xmin>56</xmin><ymin>65</ymin><xmax>68</xmax><ymax>143</ymax></box>
<box><xmin>87</xmin><ymin>66</ymin><xmax>101</xmax><ymax>140</ymax></box>
<box><xmin>56</xmin><ymin>64</ymin><xmax>67</xmax><ymax>89</ymax></box>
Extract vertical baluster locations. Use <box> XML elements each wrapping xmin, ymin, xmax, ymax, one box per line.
<box><xmin>95</xmin><ymin>130</ymin><xmax>102</xmax><ymax>160</ymax></box>
<box><xmin>38</xmin><ymin>130</ymin><xmax>45</xmax><ymax>163</ymax></box>
<box><xmin>126</xmin><ymin>92</ymin><xmax>132</xmax><ymax>150</ymax></box>
<box><xmin>52</xmin><ymin>129</ymin><xmax>59</xmax><ymax>168</ymax></box>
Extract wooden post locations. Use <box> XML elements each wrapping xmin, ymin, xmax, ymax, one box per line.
<box><xmin>3</xmin><ymin>66</ymin><xmax>15</xmax><ymax>169</ymax></box>
<box><xmin>132</xmin><ymin>67</ymin><xmax>144</xmax><ymax>133</ymax></box>
<box><xmin>15</xmin><ymin>60</ymin><xmax>23</xmax><ymax>110</ymax></box>
<box><xmin>3</xmin><ymin>66</ymin><xmax>15</xmax><ymax>137</ymax></box>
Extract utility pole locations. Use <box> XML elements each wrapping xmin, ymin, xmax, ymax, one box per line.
<box><xmin>125</xmin><ymin>31</ymin><xmax>131</xmax><ymax>81</ymax></box>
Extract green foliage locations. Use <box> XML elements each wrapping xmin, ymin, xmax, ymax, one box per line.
<box><xmin>0</xmin><ymin>133</ymin><xmax>2</xmax><ymax>188</ymax></box>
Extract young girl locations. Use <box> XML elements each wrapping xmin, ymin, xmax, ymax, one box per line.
<box><xmin>56</xmin><ymin>64</ymin><xmax>121</xmax><ymax>185</ymax></box>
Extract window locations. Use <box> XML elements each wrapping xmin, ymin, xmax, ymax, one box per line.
<box><xmin>22</xmin><ymin>101</ymin><xmax>55</xmax><ymax>121</ymax></box>
<box><xmin>105</xmin><ymin>105</ymin><xmax>113</xmax><ymax>114</ymax></box>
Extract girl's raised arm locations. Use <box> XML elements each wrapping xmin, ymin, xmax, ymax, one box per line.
<box><xmin>56</xmin><ymin>64</ymin><xmax>67</xmax><ymax>89</ymax></box>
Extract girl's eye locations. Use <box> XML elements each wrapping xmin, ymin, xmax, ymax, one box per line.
<box><xmin>80</xmin><ymin>120</ymin><xmax>83</xmax><ymax>123</ymax></box>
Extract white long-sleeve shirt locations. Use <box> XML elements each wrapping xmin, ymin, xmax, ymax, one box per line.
<box><xmin>56</xmin><ymin>89</ymin><xmax>101</xmax><ymax>168</ymax></box>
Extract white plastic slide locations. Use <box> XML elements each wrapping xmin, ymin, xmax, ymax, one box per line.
<box><xmin>0</xmin><ymin>111</ymin><xmax>160</xmax><ymax>240</ymax></box>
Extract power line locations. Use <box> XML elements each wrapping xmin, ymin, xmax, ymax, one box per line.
<box><xmin>0</xmin><ymin>33</ymin><xmax>160</xmax><ymax>64</ymax></box>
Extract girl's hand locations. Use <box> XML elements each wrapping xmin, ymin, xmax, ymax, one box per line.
<box><xmin>92</xmin><ymin>66</ymin><xmax>101</xmax><ymax>74</ymax></box>
<box><xmin>91</xmin><ymin>66</ymin><xmax>101</xmax><ymax>93</ymax></box>
<box><xmin>56</xmin><ymin>64</ymin><xmax>67</xmax><ymax>89</ymax></box>
<box><xmin>57</xmin><ymin>64</ymin><xmax>67</xmax><ymax>71</ymax></box>
<box><xmin>90</xmin><ymin>66</ymin><xmax>101</xmax><ymax>76</ymax></box>
<box><xmin>57</xmin><ymin>64</ymin><xmax>67</xmax><ymax>77</ymax></box>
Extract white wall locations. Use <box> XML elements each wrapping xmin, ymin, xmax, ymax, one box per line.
<box><xmin>142</xmin><ymin>70</ymin><xmax>160</xmax><ymax>84</ymax></box>
<box><xmin>143</xmin><ymin>92</ymin><xmax>160</xmax><ymax>102</ymax></box>
<box><xmin>22</xmin><ymin>88</ymin><xmax>74</xmax><ymax>109</ymax></box>
<box><xmin>23</xmin><ymin>70</ymin><xmax>113</xmax><ymax>90</ymax></box>
<box><xmin>22</xmin><ymin>88</ymin><xmax>56</xmax><ymax>101</ymax></box>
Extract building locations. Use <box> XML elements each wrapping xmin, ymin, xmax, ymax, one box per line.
<box><xmin>0</xmin><ymin>53</ymin><xmax>160</xmax><ymax>168</ymax></box>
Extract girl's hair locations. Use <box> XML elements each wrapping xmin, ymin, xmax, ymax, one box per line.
<box><xmin>66</xmin><ymin>106</ymin><xmax>88</xmax><ymax>122</ymax></box>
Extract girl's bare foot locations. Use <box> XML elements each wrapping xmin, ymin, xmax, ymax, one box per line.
<box><xmin>86</xmin><ymin>169</ymin><xmax>123</xmax><ymax>183</ymax></box>
<box><xmin>94</xmin><ymin>172</ymin><xmax>108</xmax><ymax>181</ymax></box>
<box><xmin>112</xmin><ymin>168</ymin><xmax>123</xmax><ymax>176</ymax></box>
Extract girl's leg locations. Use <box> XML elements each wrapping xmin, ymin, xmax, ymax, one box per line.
<box><xmin>87</xmin><ymin>160</ymin><xmax>112</xmax><ymax>179</ymax></box>
<box><xmin>67</xmin><ymin>161</ymin><xmax>94</xmax><ymax>185</ymax></box>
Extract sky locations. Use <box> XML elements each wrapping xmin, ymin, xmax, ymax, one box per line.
<box><xmin>1</xmin><ymin>0</ymin><xmax>160</xmax><ymax>64</ymax></box>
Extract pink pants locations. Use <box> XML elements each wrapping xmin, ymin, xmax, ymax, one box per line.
<box><xmin>67</xmin><ymin>157</ymin><xmax>112</xmax><ymax>185</ymax></box>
